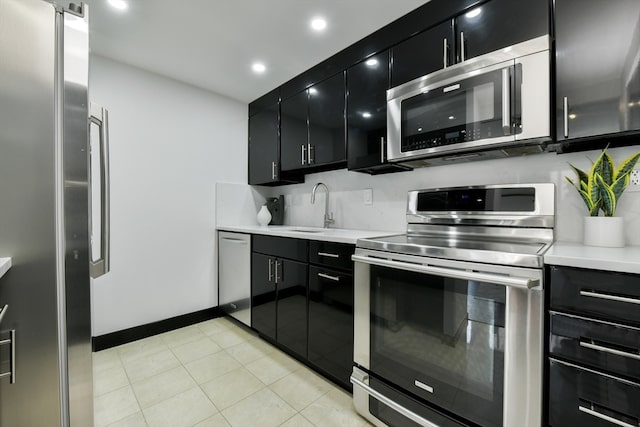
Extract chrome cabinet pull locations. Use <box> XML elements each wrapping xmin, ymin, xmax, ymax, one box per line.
<box><xmin>502</xmin><ymin>68</ymin><xmax>511</xmax><ymax>135</ymax></box>
<box><xmin>318</xmin><ymin>272</ymin><xmax>340</xmax><ymax>282</ymax></box>
<box><xmin>352</xmin><ymin>254</ymin><xmax>539</xmax><ymax>289</ymax></box>
<box><xmin>443</xmin><ymin>38</ymin><xmax>448</xmax><ymax>68</ymax></box>
<box><xmin>351</xmin><ymin>375</ymin><xmax>440</xmax><ymax>427</ymax></box>
<box><xmin>380</xmin><ymin>137</ymin><xmax>385</xmax><ymax>163</ymax></box>
<box><xmin>580</xmin><ymin>341</ymin><xmax>640</xmax><ymax>361</ymax></box>
<box><xmin>580</xmin><ymin>290</ymin><xmax>640</xmax><ymax>305</ymax></box>
<box><xmin>0</xmin><ymin>330</ymin><xmax>16</xmax><ymax>384</ymax></box>
<box><xmin>318</xmin><ymin>252</ymin><xmax>339</xmax><ymax>259</ymax></box>
<box><xmin>0</xmin><ymin>305</ymin><xmax>7</xmax><ymax>325</ymax></box>
<box><xmin>563</xmin><ymin>96</ymin><xmax>569</xmax><ymax>138</ymax></box>
<box><xmin>308</xmin><ymin>143</ymin><xmax>314</xmax><ymax>164</ymax></box>
<box><xmin>578</xmin><ymin>405</ymin><xmax>635</xmax><ymax>427</ymax></box>
<box><xmin>301</xmin><ymin>145</ymin><xmax>307</xmax><ymax>165</ymax></box>
<box><xmin>460</xmin><ymin>31</ymin><xmax>466</xmax><ymax>61</ymax></box>
<box><xmin>268</xmin><ymin>258</ymin><xmax>274</xmax><ymax>282</ymax></box>
<box><xmin>89</xmin><ymin>103</ymin><xmax>111</xmax><ymax>279</ymax></box>
<box><xmin>275</xmin><ymin>260</ymin><xmax>282</xmax><ymax>283</ymax></box>
<box><xmin>271</xmin><ymin>161</ymin><xmax>278</xmax><ymax>180</ymax></box>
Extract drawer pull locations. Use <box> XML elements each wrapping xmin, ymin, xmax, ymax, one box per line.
<box><xmin>318</xmin><ymin>252</ymin><xmax>339</xmax><ymax>259</ymax></box>
<box><xmin>318</xmin><ymin>272</ymin><xmax>340</xmax><ymax>282</ymax></box>
<box><xmin>580</xmin><ymin>341</ymin><xmax>640</xmax><ymax>361</ymax></box>
<box><xmin>580</xmin><ymin>290</ymin><xmax>640</xmax><ymax>305</ymax></box>
<box><xmin>578</xmin><ymin>405</ymin><xmax>636</xmax><ymax>427</ymax></box>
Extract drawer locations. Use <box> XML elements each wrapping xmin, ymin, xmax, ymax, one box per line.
<box><xmin>309</xmin><ymin>241</ymin><xmax>354</xmax><ymax>271</ymax></box>
<box><xmin>549</xmin><ymin>265</ymin><xmax>640</xmax><ymax>326</ymax></box>
<box><xmin>549</xmin><ymin>358</ymin><xmax>640</xmax><ymax>427</ymax></box>
<box><xmin>549</xmin><ymin>312</ymin><xmax>640</xmax><ymax>382</ymax></box>
<box><xmin>252</xmin><ymin>235</ymin><xmax>308</xmax><ymax>262</ymax></box>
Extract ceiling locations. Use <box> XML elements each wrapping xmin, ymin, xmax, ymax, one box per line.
<box><xmin>83</xmin><ymin>0</ymin><xmax>428</xmax><ymax>103</ymax></box>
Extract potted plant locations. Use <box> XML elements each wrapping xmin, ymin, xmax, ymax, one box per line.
<box><xmin>566</xmin><ymin>148</ymin><xmax>640</xmax><ymax>247</ymax></box>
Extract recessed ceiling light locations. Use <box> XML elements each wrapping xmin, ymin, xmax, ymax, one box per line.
<box><xmin>362</xmin><ymin>112</ymin><xmax>372</xmax><ymax>118</ymax></box>
<box><xmin>252</xmin><ymin>62</ymin><xmax>266</xmax><ymax>74</ymax></box>
<box><xmin>449</xmin><ymin>116</ymin><xmax>455</xmax><ymax>120</ymax></box>
<box><xmin>311</xmin><ymin>17</ymin><xmax>327</xmax><ymax>31</ymax></box>
<box><xmin>308</xmin><ymin>87</ymin><xmax>318</xmax><ymax>95</ymax></box>
<box><xmin>365</xmin><ymin>58</ymin><xmax>378</xmax><ymax>67</ymax></box>
<box><xmin>465</xmin><ymin>8</ymin><xmax>481</xmax><ymax>18</ymax></box>
<box><xmin>107</xmin><ymin>0</ymin><xmax>128</xmax><ymax>11</ymax></box>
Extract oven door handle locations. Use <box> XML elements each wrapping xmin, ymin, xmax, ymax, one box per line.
<box><xmin>350</xmin><ymin>375</ymin><xmax>441</xmax><ymax>427</ymax></box>
<box><xmin>352</xmin><ymin>254</ymin><xmax>539</xmax><ymax>289</ymax></box>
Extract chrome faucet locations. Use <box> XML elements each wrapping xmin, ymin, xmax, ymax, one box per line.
<box><xmin>311</xmin><ymin>182</ymin><xmax>334</xmax><ymax>228</ymax></box>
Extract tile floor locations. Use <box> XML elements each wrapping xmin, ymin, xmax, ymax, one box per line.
<box><xmin>93</xmin><ymin>316</ymin><xmax>373</xmax><ymax>427</ymax></box>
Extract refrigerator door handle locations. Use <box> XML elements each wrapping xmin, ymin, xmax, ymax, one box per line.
<box><xmin>89</xmin><ymin>103</ymin><xmax>111</xmax><ymax>278</ymax></box>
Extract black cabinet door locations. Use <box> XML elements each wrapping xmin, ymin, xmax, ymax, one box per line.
<box><xmin>251</xmin><ymin>253</ymin><xmax>276</xmax><ymax>341</ymax></box>
<box><xmin>280</xmin><ymin>90</ymin><xmax>308</xmax><ymax>172</ymax></box>
<box><xmin>347</xmin><ymin>51</ymin><xmax>390</xmax><ymax>171</ymax></box>
<box><xmin>555</xmin><ymin>0</ymin><xmax>640</xmax><ymax>143</ymax></box>
<box><xmin>308</xmin><ymin>72</ymin><xmax>346</xmax><ymax>167</ymax></box>
<box><xmin>308</xmin><ymin>266</ymin><xmax>353</xmax><ymax>389</ymax></box>
<box><xmin>276</xmin><ymin>258</ymin><xmax>308</xmax><ymax>359</ymax></box>
<box><xmin>455</xmin><ymin>0</ymin><xmax>548</xmax><ymax>63</ymax></box>
<box><xmin>248</xmin><ymin>104</ymin><xmax>279</xmax><ymax>185</ymax></box>
<box><xmin>391</xmin><ymin>20</ymin><xmax>454</xmax><ymax>88</ymax></box>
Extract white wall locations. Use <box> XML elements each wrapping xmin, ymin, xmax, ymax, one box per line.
<box><xmin>90</xmin><ymin>55</ymin><xmax>247</xmax><ymax>336</ymax></box>
<box><xmin>257</xmin><ymin>145</ymin><xmax>640</xmax><ymax>245</ymax></box>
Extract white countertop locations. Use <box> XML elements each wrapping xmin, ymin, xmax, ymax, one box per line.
<box><xmin>545</xmin><ymin>242</ymin><xmax>640</xmax><ymax>274</ymax></box>
<box><xmin>217</xmin><ymin>225</ymin><xmax>398</xmax><ymax>245</ymax></box>
<box><xmin>0</xmin><ymin>258</ymin><xmax>11</xmax><ymax>280</ymax></box>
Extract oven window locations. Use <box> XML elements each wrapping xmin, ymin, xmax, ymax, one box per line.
<box><xmin>370</xmin><ymin>265</ymin><xmax>505</xmax><ymax>427</ymax></box>
<box><xmin>400</xmin><ymin>64</ymin><xmax>517</xmax><ymax>152</ymax></box>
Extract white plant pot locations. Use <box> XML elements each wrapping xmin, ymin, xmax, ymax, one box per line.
<box><xmin>257</xmin><ymin>205</ymin><xmax>272</xmax><ymax>227</ymax></box>
<box><xmin>583</xmin><ymin>216</ymin><xmax>625</xmax><ymax>248</ymax></box>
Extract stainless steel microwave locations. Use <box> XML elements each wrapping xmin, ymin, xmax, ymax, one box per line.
<box><xmin>387</xmin><ymin>35</ymin><xmax>551</xmax><ymax>166</ymax></box>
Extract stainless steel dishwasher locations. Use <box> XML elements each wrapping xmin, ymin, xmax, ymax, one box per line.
<box><xmin>218</xmin><ymin>231</ymin><xmax>251</xmax><ymax>326</ymax></box>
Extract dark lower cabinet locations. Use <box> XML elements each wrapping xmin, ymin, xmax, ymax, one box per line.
<box><xmin>308</xmin><ymin>265</ymin><xmax>353</xmax><ymax>390</ymax></box>
<box><xmin>555</xmin><ymin>0</ymin><xmax>640</xmax><ymax>149</ymax></box>
<box><xmin>251</xmin><ymin>253</ymin><xmax>276</xmax><ymax>342</ymax></box>
<box><xmin>276</xmin><ymin>258</ymin><xmax>308</xmax><ymax>359</ymax></box>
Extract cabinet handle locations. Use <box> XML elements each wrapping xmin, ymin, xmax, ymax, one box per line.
<box><xmin>380</xmin><ymin>137</ymin><xmax>385</xmax><ymax>163</ymax></box>
<box><xmin>318</xmin><ymin>272</ymin><xmax>340</xmax><ymax>282</ymax></box>
<box><xmin>460</xmin><ymin>31</ymin><xmax>466</xmax><ymax>61</ymax></box>
<box><xmin>578</xmin><ymin>405</ymin><xmax>635</xmax><ymax>427</ymax></box>
<box><xmin>580</xmin><ymin>340</ymin><xmax>640</xmax><ymax>361</ymax></box>
<box><xmin>0</xmin><ymin>304</ymin><xmax>7</xmax><ymax>325</ymax></box>
<box><xmin>268</xmin><ymin>258</ymin><xmax>274</xmax><ymax>282</ymax></box>
<box><xmin>301</xmin><ymin>145</ymin><xmax>307</xmax><ymax>165</ymax></box>
<box><xmin>275</xmin><ymin>260</ymin><xmax>282</xmax><ymax>283</ymax></box>
<box><xmin>271</xmin><ymin>161</ymin><xmax>278</xmax><ymax>180</ymax></box>
<box><xmin>308</xmin><ymin>143</ymin><xmax>314</xmax><ymax>164</ymax></box>
<box><xmin>502</xmin><ymin>68</ymin><xmax>511</xmax><ymax>135</ymax></box>
<box><xmin>0</xmin><ymin>330</ymin><xmax>16</xmax><ymax>384</ymax></box>
<box><xmin>443</xmin><ymin>37</ymin><xmax>448</xmax><ymax>68</ymax></box>
<box><xmin>563</xmin><ymin>96</ymin><xmax>569</xmax><ymax>138</ymax></box>
<box><xmin>318</xmin><ymin>252</ymin><xmax>339</xmax><ymax>259</ymax></box>
<box><xmin>580</xmin><ymin>290</ymin><xmax>640</xmax><ymax>305</ymax></box>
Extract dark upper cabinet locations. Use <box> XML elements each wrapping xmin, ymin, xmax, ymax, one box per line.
<box><xmin>348</xmin><ymin>50</ymin><xmax>412</xmax><ymax>174</ymax></box>
<box><xmin>281</xmin><ymin>72</ymin><xmax>346</xmax><ymax>172</ymax></box>
<box><xmin>555</xmin><ymin>0</ymin><xmax>640</xmax><ymax>147</ymax></box>
<box><xmin>391</xmin><ymin>0</ymin><xmax>548</xmax><ymax>88</ymax></box>
<box><xmin>455</xmin><ymin>0</ymin><xmax>548</xmax><ymax>63</ymax></box>
<box><xmin>248</xmin><ymin>103</ymin><xmax>303</xmax><ymax>186</ymax></box>
<box><xmin>391</xmin><ymin>20</ymin><xmax>454</xmax><ymax>88</ymax></box>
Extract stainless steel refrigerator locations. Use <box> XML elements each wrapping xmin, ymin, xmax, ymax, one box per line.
<box><xmin>0</xmin><ymin>1</ymin><xmax>110</xmax><ymax>425</ymax></box>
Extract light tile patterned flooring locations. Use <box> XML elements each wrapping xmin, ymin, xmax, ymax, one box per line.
<box><xmin>93</xmin><ymin>316</ymin><xmax>373</xmax><ymax>427</ymax></box>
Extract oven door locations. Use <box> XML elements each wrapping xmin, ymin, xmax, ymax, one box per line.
<box><xmin>352</xmin><ymin>249</ymin><xmax>543</xmax><ymax>427</ymax></box>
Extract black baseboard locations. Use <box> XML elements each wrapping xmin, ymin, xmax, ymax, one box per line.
<box><xmin>92</xmin><ymin>307</ymin><xmax>220</xmax><ymax>352</ymax></box>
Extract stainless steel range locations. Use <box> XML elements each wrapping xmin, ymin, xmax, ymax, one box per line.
<box><xmin>351</xmin><ymin>183</ymin><xmax>555</xmax><ymax>427</ymax></box>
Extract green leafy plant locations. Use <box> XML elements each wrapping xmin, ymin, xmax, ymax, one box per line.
<box><xmin>566</xmin><ymin>149</ymin><xmax>640</xmax><ymax>217</ymax></box>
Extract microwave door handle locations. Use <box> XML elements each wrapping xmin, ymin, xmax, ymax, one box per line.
<box><xmin>502</xmin><ymin>68</ymin><xmax>511</xmax><ymax>135</ymax></box>
<box><xmin>351</xmin><ymin>254</ymin><xmax>539</xmax><ymax>289</ymax></box>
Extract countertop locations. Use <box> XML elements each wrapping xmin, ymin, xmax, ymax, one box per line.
<box><xmin>545</xmin><ymin>242</ymin><xmax>640</xmax><ymax>274</ymax></box>
<box><xmin>0</xmin><ymin>258</ymin><xmax>11</xmax><ymax>280</ymax></box>
<box><xmin>217</xmin><ymin>225</ymin><xmax>398</xmax><ymax>245</ymax></box>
